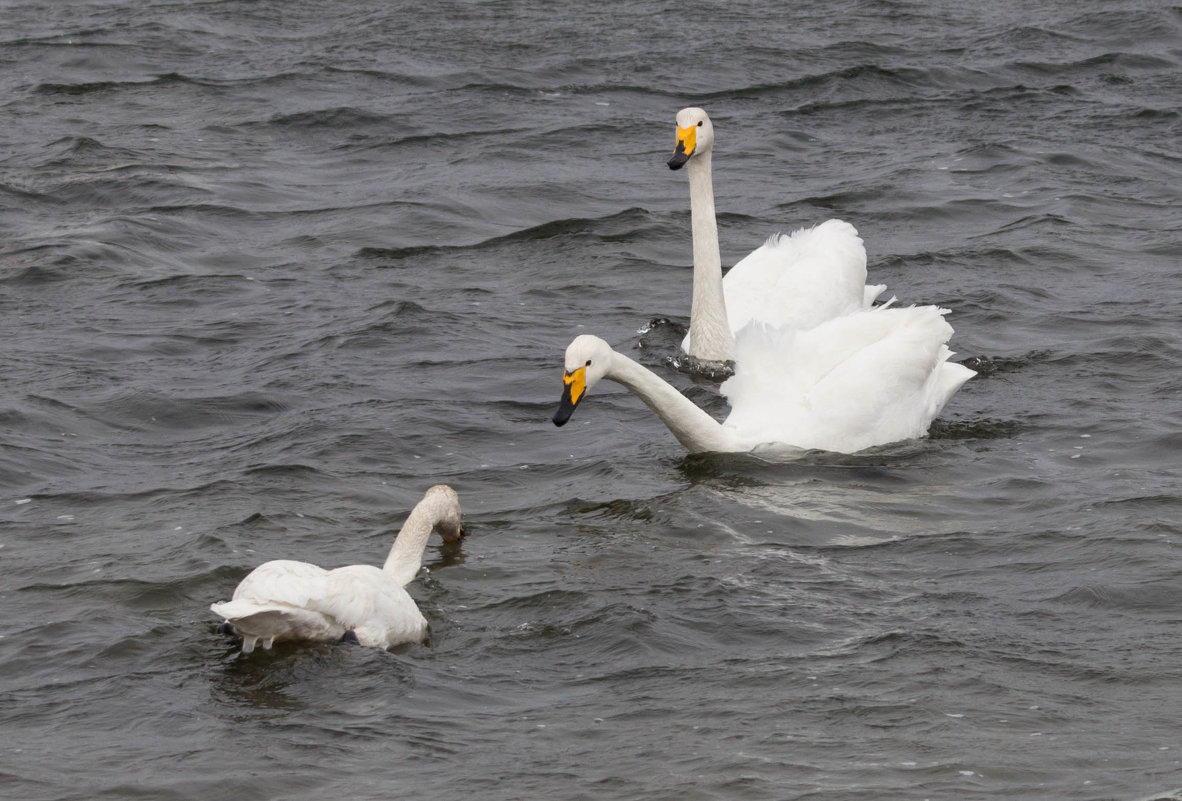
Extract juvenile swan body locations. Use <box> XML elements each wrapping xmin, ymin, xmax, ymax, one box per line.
<box><xmin>668</xmin><ymin>107</ymin><xmax>884</xmax><ymax>362</ymax></box>
<box><xmin>553</xmin><ymin>316</ymin><xmax>974</xmax><ymax>454</ymax></box>
<box><xmin>211</xmin><ymin>485</ymin><xmax>464</xmax><ymax>653</ymax></box>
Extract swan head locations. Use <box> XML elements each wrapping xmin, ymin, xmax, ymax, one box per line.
<box><xmin>552</xmin><ymin>334</ymin><xmax>613</xmax><ymax>427</ymax></box>
<box><xmin>667</xmin><ymin>106</ymin><xmax>714</xmax><ymax>170</ymax></box>
<box><xmin>424</xmin><ymin>484</ymin><xmax>465</xmax><ymax>541</ymax></box>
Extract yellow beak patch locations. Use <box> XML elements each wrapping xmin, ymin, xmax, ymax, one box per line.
<box><xmin>674</xmin><ymin>123</ymin><xmax>697</xmax><ymax>158</ymax></box>
<box><xmin>563</xmin><ymin>365</ymin><xmax>587</xmax><ymax>407</ymax></box>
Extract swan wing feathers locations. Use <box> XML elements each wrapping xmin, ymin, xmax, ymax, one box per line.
<box><xmin>317</xmin><ymin>565</ymin><xmax>429</xmax><ymax>648</ymax></box>
<box><xmin>721</xmin><ymin>306</ymin><xmax>973</xmax><ymax>452</ymax></box>
<box><xmin>722</xmin><ymin>220</ymin><xmax>871</xmax><ymax>333</ymax></box>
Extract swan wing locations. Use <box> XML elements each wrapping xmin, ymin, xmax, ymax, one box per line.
<box><xmin>723</xmin><ymin>219</ymin><xmax>870</xmax><ymax>333</ymax></box>
<box><xmin>316</xmin><ymin>565</ymin><xmax>428</xmax><ymax>648</ymax></box>
<box><xmin>680</xmin><ymin>219</ymin><xmax>872</xmax><ymax>356</ymax></box>
<box><xmin>721</xmin><ymin>306</ymin><xmax>974</xmax><ymax>453</ymax></box>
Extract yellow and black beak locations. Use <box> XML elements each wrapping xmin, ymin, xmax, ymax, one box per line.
<box><xmin>552</xmin><ymin>366</ymin><xmax>587</xmax><ymax>427</ymax></box>
<box><xmin>667</xmin><ymin>123</ymin><xmax>697</xmax><ymax>170</ymax></box>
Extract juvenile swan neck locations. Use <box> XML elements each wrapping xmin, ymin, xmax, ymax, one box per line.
<box><xmin>686</xmin><ymin>151</ymin><xmax>733</xmax><ymax>362</ymax></box>
<box><xmin>607</xmin><ymin>349</ymin><xmax>737</xmax><ymax>453</ymax></box>
<box><xmin>382</xmin><ymin>495</ymin><xmax>442</xmax><ymax>586</ymax></box>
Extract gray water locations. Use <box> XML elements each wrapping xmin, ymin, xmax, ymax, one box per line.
<box><xmin>1</xmin><ymin>1</ymin><xmax>1180</xmax><ymax>799</ymax></box>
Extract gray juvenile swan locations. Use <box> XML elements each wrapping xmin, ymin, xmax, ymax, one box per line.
<box><xmin>211</xmin><ymin>484</ymin><xmax>464</xmax><ymax>652</ymax></box>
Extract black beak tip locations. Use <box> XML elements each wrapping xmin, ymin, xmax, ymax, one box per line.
<box><xmin>554</xmin><ymin>386</ymin><xmax>579</xmax><ymax>427</ymax></box>
<box><xmin>553</xmin><ymin>400</ymin><xmax>577</xmax><ymax>426</ymax></box>
<box><xmin>667</xmin><ymin>156</ymin><xmax>686</xmax><ymax>170</ymax></box>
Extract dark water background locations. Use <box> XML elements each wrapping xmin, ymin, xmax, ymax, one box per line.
<box><xmin>2</xmin><ymin>1</ymin><xmax>1180</xmax><ymax>799</ymax></box>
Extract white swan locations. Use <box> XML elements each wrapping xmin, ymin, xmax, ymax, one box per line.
<box><xmin>210</xmin><ymin>484</ymin><xmax>464</xmax><ymax>653</ymax></box>
<box><xmin>553</xmin><ymin>313</ymin><xmax>975</xmax><ymax>454</ymax></box>
<box><xmin>667</xmin><ymin>106</ymin><xmax>885</xmax><ymax>362</ymax></box>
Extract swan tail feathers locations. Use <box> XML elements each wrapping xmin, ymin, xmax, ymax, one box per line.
<box><xmin>210</xmin><ymin>600</ymin><xmax>344</xmax><ymax>646</ymax></box>
<box><xmin>864</xmin><ymin>284</ymin><xmax>889</xmax><ymax>307</ymax></box>
<box><xmin>927</xmin><ymin>359</ymin><xmax>976</xmax><ymax>419</ymax></box>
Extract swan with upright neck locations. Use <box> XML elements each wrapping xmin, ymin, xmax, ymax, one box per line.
<box><xmin>210</xmin><ymin>484</ymin><xmax>464</xmax><ymax>653</ymax></box>
<box><xmin>667</xmin><ymin>106</ymin><xmax>884</xmax><ymax>363</ymax></box>
<box><xmin>553</xmin><ymin>311</ymin><xmax>974</xmax><ymax>455</ymax></box>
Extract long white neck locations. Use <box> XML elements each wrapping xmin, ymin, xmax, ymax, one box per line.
<box><xmin>686</xmin><ymin>151</ymin><xmax>733</xmax><ymax>362</ymax></box>
<box><xmin>606</xmin><ymin>349</ymin><xmax>740</xmax><ymax>453</ymax></box>
<box><xmin>382</xmin><ymin>493</ymin><xmax>447</xmax><ymax>586</ymax></box>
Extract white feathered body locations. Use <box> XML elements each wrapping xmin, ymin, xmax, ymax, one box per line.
<box><xmin>211</xmin><ymin>484</ymin><xmax>462</xmax><ymax>654</ymax></box>
<box><xmin>211</xmin><ymin>560</ymin><xmax>428</xmax><ymax>653</ymax></box>
<box><xmin>720</xmin><ymin>306</ymin><xmax>975</xmax><ymax>453</ymax></box>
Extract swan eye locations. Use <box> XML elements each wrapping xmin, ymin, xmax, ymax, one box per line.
<box><xmin>697</xmin><ymin>121</ymin><xmax>703</xmax><ymax>127</ymax></box>
<box><xmin>585</xmin><ymin>359</ymin><xmax>592</xmax><ymax>366</ymax></box>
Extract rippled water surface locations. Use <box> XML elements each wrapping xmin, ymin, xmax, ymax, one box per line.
<box><xmin>2</xmin><ymin>1</ymin><xmax>1180</xmax><ymax>799</ymax></box>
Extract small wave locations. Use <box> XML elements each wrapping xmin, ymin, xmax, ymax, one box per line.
<box><xmin>31</xmin><ymin>71</ymin><xmax>218</xmax><ymax>98</ymax></box>
<box><xmin>0</xmin><ymin>250</ymin><xmax>79</xmax><ymax>286</ymax></box>
<box><xmin>34</xmin><ymin>135</ymin><xmax>147</xmax><ymax>168</ymax></box>
<box><xmin>1130</xmin><ymin>789</ymin><xmax>1182</xmax><ymax>801</ymax></box>
<box><xmin>703</xmin><ymin>63</ymin><xmax>950</xmax><ymax>106</ymax></box>
<box><xmin>478</xmin><ymin>588</ymin><xmax>590</xmax><ymax>616</ymax></box>
<box><xmin>34</xmin><ymin>79</ymin><xmax>140</xmax><ymax>97</ymax></box>
<box><xmin>479</xmin><ymin>207</ymin><xmax>656</xmax><ymax>246</ymax></box>
<box><xmin>927</xmin><ymin>417</ymin><xmax>1021</xmax><ymax>442</ymax></box>
<box><xmin>243</xmin><ymin>105</ymin><xmax>394</xmax><ymax>133</ymax></box>
<box><xmin>356</xmin><ymin>206</ymin><xmax>655</xmax><ymax>261</ymax></box>
<box><xmin>0</xmin><ymin>181</ymin><xmax>54</xmax><ymax>206</ymax></box>
<box><xmin>78</xmin><ymin>389</ymin><xmax>292</xmax><ymax>434</ymax></box>
<box><xmin>959</xmin><ymin>351</ymin><xmax>1051</xmax><ymax>377</ymax></box>
<box><xmin>564</xmin><ymin>496</ymin><xmax>661</xmax><ymax>524</ymax></box>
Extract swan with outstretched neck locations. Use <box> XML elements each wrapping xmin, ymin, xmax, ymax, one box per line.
<box><xmin>667</xmin><ymin>106</ymin><xmax>885</xmax><ymax>363</ymax></box>
<box><xmin>553</xmin><ymin>316</ymin><xmax>974</xmax><ymax>455</ymax></box>
<box><xmin>211</xmin><ymin>484</ymin><xmax>464</xmax><ymax>653</ymax></box>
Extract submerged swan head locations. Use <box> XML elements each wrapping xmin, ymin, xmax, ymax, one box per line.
<box><xmin>552</xmin><ymin>334</ymin><xmax>614</xmax><ymax>427</ymax></box>
<box><xmin>667</xmin><ymin>106</ymin><xmax>715</xmax><ymax>170</ymax></box>
<box><xmin>423</xmin><ymin>484</ymin><xmax>465</xmax><ymax>541</ymax></box>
